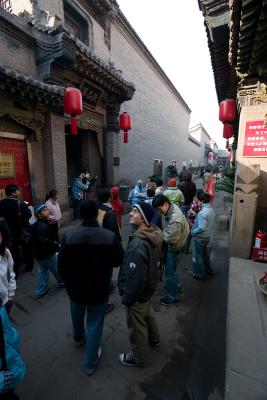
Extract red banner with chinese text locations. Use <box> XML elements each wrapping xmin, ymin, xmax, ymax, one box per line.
<box><xmin>243</xmin><ymin>120</ymin><xmax>267</xmax><ymax>157</ymax></box>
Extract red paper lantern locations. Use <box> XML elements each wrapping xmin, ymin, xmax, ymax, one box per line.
<box><xmin>119</xmin><ymin>112</ymin><xmax>132</xmax><ymax>143</ymax></box>
<box><xmin>223</xmin><ymin>124</ymin><xmax>234</xmax><ymax>139</ymax></box>
<box><xmin>219</xmin><ymin>99</ymin><xmax>236</xmax><ymax>123</ymax></box>
<box><xmin>64</xmin><ymin>87</ymin><xmax>83</xmax><ymax>136</ymax></box>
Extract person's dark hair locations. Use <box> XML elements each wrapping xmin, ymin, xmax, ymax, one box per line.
<box><xmin>198</xmin><ymin>192</ymin><xmax>210</xmax><ymax>203</ymax></box>
<box><xmin>147</xmin><ymin>189</ymin><xmax>155</xmax><ymax>198</ymax></box>
<box><xmin>184</xmin><ymin>172</ymin><xmax>192</xmax><ymax>181</ymax></box>
<box><xmin>156</xmin><ymin>178</ymin><xmax>163</xmax><ymax>187</ymax></box>
<box><xmin>48</xmin><ymin>190</ymin><xmax>58</xmax><ymax>198</ymax></box>
<box><xmin>80</xmin><ymin>169</ymin><xmax>89</xmax><ymax>176</ymax></box>
<box><xmin>5</xmin><ymin>184</ymin><xmax>18</xmax><ymax>197</ymax></box>
<box><xmin>152</xmin><ymin>194</ymin><xmax>170</xmax><ymax>208</ymax></box>
<box><xmin>80</xmin><ymin>200</ymin><xmax>98</xmax><ymax>220</ymax></box>
<box><xmin>0</xmin><ymin>222</ymin><xmax>8</xmax><ymax>256</ymax></box>
<box><xmin>97</xmin><ymin>188</ymin><xmax>111</xmax><ymax>203</ymax></box>
<box><xmin>196</xmin><ymin>188</ymin><xmax>204</xmax><ymax>197</ymax></box>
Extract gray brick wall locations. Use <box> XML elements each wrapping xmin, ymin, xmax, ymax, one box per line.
<box><xmin>0</xmin><ymin>30</ymin><xmax>36</xmax><ymax>77</ymax></box>
<box><xmin>42</xmin><ymin>113</ymin><xmax>68</xmax><ymax>209</ymax></box>
<box><xmin>110</xmin><ymin>24</ymin><xmax>191</xmax><ymax>184</ymax></box>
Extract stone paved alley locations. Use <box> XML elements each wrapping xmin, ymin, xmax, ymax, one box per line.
<box><xmin>11</xmin><ymin>183</ymin><xmax>230</xmax><ymax>400</ymax></box>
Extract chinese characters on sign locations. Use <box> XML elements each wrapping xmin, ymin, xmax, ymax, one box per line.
<box><xmin>0</xmin><ymin>153</ymin><xmax>15</xmax><ymax>178</ymax></box>
<box><xmin>80</xmin><ymin>80</ymin><xmax>103</xmax><ymax>108</ymax></box>
<box><xmin>243</xmin><ymin>120</ymin><xmax>267</xmax><ymax>157</ymax></box>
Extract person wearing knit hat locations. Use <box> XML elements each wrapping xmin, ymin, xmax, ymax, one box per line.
<box><xmin>132</xmin><ymin>202</ymin><xmax>154</xmax><ymax>226</ymax></box>
<box><xmin>32</xmin><ymin>204</ymin><xmax>65</xmax><ymax>298</ymax></box>
<box><xmin>163</xmin><ymin>179</ymin><xmax>184</xmax><ymax>208</ymax></box>
<box><xmin>34</xmin><ymin>204</ymin><xmax>47</xmax><ymax>214</ymax></box>
<box><xmin>168</xmin><ymin>178</ymin><xmax>177</xmax><ymax>187</ymax></box>
<box><xmin>118</xmin><ymin>202</ymin><xmax>163</xmax><ymax>367</ymax></box>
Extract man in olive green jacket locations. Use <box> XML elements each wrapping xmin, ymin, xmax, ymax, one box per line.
<box><xmin>153</xmin><ymin>194</ymin><xmax>189</xmax><ymax>305</ymax></box>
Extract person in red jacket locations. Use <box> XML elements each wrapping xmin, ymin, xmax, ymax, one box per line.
<box><xmin>111</xmin><ymin>187</ymin><xmax>124</xmax><ymax>228</ymax></box>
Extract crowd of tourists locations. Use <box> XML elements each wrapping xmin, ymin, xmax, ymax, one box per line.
<box><xmin>0</xmin><ymin>168</ymin><xmax>215</xmax><ymax>396</ymax></box>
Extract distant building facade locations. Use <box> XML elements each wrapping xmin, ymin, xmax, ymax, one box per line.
<box><xmin>0</xmin><ymin>0</ymin><xmax>192</xmax><ymax>220</ymax></box>
<box><xmin>187</xmin><ymin>123</ymin><xmax>215</xmax><ymax>167</ymax></box>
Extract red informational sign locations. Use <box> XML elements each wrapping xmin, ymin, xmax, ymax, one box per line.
<box><xmin>243</xmin><ymin>120</ymin><xmax>267</xmax><ymax>157</ymax></box>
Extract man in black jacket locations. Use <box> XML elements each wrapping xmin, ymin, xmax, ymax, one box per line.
<box><xmin>179</xmin><ymin>172</ymin><xmax>196</xmax><ymax>217</ymax></box>
<box><xmin>118</xmin><ymin>202</ymin><xmax>163</xmax><ymax>367</ymax></box>
<box><xmin>97</xmin><ymin>188</ymin><xmax>122</xmax><ymax>314</ymax></box>
<box><xmin>97</xmin><ymin>188</ymin><xmax>121</xmax><ymax>242</ymax></box>
<box><xmin>32</xmin><ymin>204</ymin><xmax>64</xmax><ymax>298</ymax></box>
<box><xmin>0</xmin><ymin>184</ymin><xmax>32</xmax><ymax>275</ymax></box>
<box><xmin>58</xmin><ymin>200</ymin><xmax>124</xmax><ymax>375</ymax></box>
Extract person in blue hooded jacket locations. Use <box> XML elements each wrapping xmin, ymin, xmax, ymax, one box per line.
<box><xmin>129</xmin><ymin>180</ymin><xmax>145</xmax><ymax>207</ymax></box>
<box><xmin>0</xmin><ymin>301</ymin><xmax>25</xmax><ymax>397</ymax></box>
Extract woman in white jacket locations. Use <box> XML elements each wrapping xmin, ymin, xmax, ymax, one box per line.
<box><xmin>0</xmin><ymin>221</ymin><xmax>16</xmax><ymax>315</ymax></box>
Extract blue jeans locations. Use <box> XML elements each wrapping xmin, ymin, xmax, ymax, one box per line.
<box><xmin>193</xmin><ymin>238</ymin><xmax>213</xmax><ymax>279</ymax></box>
<box><xmin>165</xmin><ymin>250</ymin><xmax>180</xmax><ymax>301</ymax></box>
<box><xmin>35</xmin><ymin>254</ymin><xmax>63</xmax><ymax>296</ymax></box>
<box><xmin>70</xmin><ymin>300</ymin><xmax>107</xmax><ymax>370</ymax></box>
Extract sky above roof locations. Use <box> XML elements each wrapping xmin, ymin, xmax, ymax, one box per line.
<box><xmin>118</xmin><ymin>0</ymin><xmax>226</xmax><ymax>148</ymax></box>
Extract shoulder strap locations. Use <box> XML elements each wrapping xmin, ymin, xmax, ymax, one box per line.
<box><xmin>0</xmin><ymin>315</ymin><xmax>7</xmax><ymax>371</ymax></box>
<box><xmin>97</xmin><ymin>209</ymin><xmax>106</xmax><ymax>227</ymax></box>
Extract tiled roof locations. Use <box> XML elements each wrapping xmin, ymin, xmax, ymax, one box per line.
<box><xmin>27</xmin><ymin>18</ymin><xmax>135</xmax><ymax>93</ymax></box>
<box><xmin>230</xmin><ymin>0</ymin><xmax>267</xmax><ymax>77</ymax></box>
<box><xmin>199</xmin><ymin>0</ymin><xmax>237</xmax><ymax>102</ymax></box>
<box><xmin>0</xmin><ymin>63</ymin><xmax>64</xmax><ymax>96</ymax></box>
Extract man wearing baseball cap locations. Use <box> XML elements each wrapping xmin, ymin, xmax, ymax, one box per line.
<box><xmin>32</xmin><ymin>204</ymin><xmax>64</xmax><ymax>298</ymax></box>
<box><xmin>118</xmin><ymin>202</ymin><xmax>163</xmax><ymax>367</ymax></box>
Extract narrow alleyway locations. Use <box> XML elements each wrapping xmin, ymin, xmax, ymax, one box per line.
<box><xmin>13</xmin><ymin>183</ymin><xmax>230</xmax><ymax>400</ymax></box>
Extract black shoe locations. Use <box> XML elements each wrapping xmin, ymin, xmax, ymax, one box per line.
<box><xmin>118</xmin><ymin>352</ymin><xmax>145</xmax><ymax>367</ymax></box>
<box><xmin>160</xmin><ymin>297</ymin><xmax>179</xmax><ymax>306</ymax></box>
<box><xmin>189</xmin><ymin>271</ymin><xmax>203</xmax><ymax>280</ymax></box>
<box><xmin>150</xmin><ymin>341</ymin><xmax>161</xmax><ymax>347</ymax></box>
<box><xmin>74</xmin><ymin>336</ymin><xmax>86</xmax><ymax>347</ymax></box>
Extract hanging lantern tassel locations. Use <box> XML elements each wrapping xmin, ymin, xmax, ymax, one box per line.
<box><xmin>70</xmin><ymin>117</ymin><xmax>78</xmax><ymax>136</ymax></box>
<box><xmin>119</xmin><ymin>112</ymin><xmax>132</xmax><ymax>144</ymax></box>
<box><xmin>226</xmin><ymin>139</ymin><xmax>229</xmax><ymax>149</ymax></box>
<box><xmin>124</xmin><ymin>131</ymin><xmax>128</xmax><ymax>143</ymax></box>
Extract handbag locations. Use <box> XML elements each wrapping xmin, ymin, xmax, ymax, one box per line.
<box><xmin>0</xmin><ymin>316</ymin><xmax>19</xmax><ymax>399</ymax></box>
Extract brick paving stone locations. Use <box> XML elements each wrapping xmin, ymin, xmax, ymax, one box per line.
<box><xmin>14</xmin><ymin>180</ymin><xmax>229</xmax><ymax>400</ymax></box>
